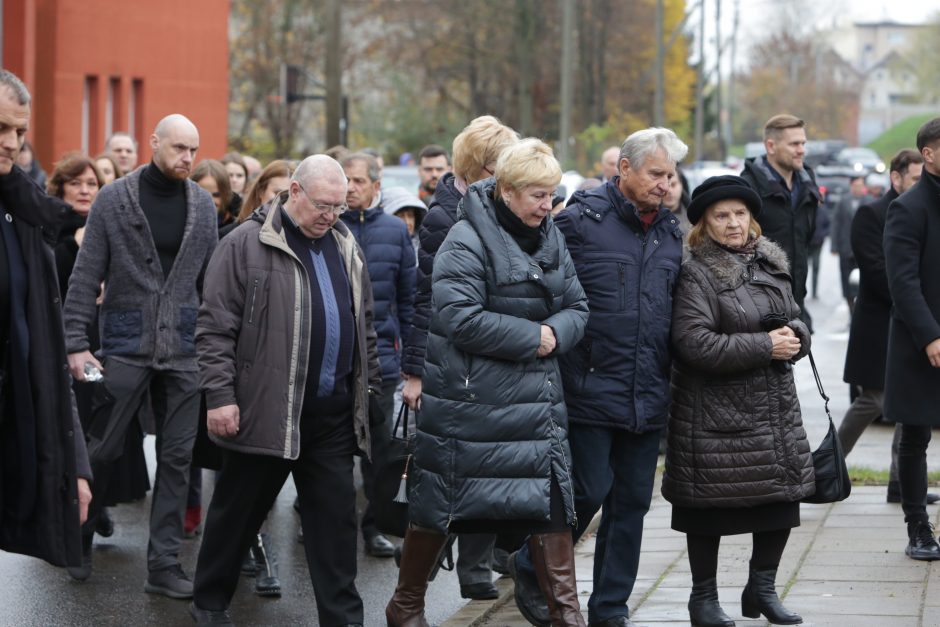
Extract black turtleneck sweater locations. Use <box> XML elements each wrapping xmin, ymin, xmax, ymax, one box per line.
<box><xmin>139</xmin><ymin>162</ymin><xmax>187</xmax><ymax>279</ymax></box>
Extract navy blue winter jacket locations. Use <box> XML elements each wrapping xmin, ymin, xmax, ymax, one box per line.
<box><xmin>339</xmin><ymin>204</ymin><xmax>416</xmax><ymax>382</ymax></box>
<box><xmin>401</xmin><ymin>172</ymin><xmax>463</xmax><ymax>376</ymax></box>
<box><xmin>555</xmin><ymin>178</ymin><xmax>683</xmax><ymax>433</ymax></box>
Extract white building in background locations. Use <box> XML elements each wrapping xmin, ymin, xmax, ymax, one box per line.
<box><xmin>823</xmin><ymin>20</ymin><xmax>933</xmax><ymax>144</ymax></box>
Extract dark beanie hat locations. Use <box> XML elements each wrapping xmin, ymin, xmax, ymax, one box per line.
<box><xmin>687</xmin><ymin>175</ymin><xmax>762</xmax><ymax>225</ymax></box>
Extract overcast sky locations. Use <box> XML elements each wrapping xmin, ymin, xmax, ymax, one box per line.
<box><xmin>694</xmin><ymin>0</ymin><xmax>940</xmax><ymax>68</ymax></box>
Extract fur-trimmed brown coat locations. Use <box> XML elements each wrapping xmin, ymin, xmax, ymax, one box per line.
<box><xmin>662</xmin><ymin>236</ymin><xmax>816</xmax><ymax>508</ymax></box>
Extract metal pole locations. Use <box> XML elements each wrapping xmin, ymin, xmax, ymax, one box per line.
<box><xmin>654</xmin><ymin>0</ymin><xmax>664</xmax><ymax>127</ymax></box>
<box><xmin>715</xmin><ymin>0</ymin><xmax>724</xmax><ymax>161</ymax></box>
<box><xmin>559</xmin><ymin>0</ymin><xmax>574</xmax><ymax>167</ymax></box>
<box><xmin>694</xmin><ymin>0</ymin><xmax>705</xmax><ymax>162</ymax></box>
<box><xmin>325</xmin><ymin>0</ymin><xmax>342</xmax><ymax>148</ymax></box>
<box><xmin>725</xmin><ymin>0</ymin><xmax>738</xmax><ymax>153</ymax></box>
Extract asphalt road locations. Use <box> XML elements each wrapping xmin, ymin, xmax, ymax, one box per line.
<box><xmin>0</xmin><ymin>458</ymin><xmax>467</xmax><ymax>626</ymax></box>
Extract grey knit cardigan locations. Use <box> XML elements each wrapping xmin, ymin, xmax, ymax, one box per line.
<box><xmin>63</xmin><ymin>166</ymin><xmax>218</xmax><ymax>372</ymax></box>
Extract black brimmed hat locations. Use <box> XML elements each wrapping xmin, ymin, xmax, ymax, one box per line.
<box><xmin>687</xmin><ymin>175</ymin><xmax>762</xmax><ymax>225</ymax></box>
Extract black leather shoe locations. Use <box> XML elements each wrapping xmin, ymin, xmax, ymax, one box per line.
<box><xmin>189</xmin><ymin>602</ymin><xmax>234</xmax><ymax>626</ymax></box>
<box><xmin>507</xmin><ymin>550</ymin><xmax>550</xmax><ymax>626</ymax></box>
<box><xmin>365</xmin><ymin>533</ymin><xmax>395</xmax><ymax>557</ymax></box>
<box><xmin>460</xmin><ymin>581</ymin><xmax>500</xmax><ymax>600</ymax></box>
<box><xmin>906</xmin><ymin>521</ymin><xmax>940</xmax><ymax>561</ymax></box>
<box><xmin>689</xmin><ymin>577</ymin><xmax>734</xmax><ymax>626</ymax></box>
<box><xmin>588</xmin><ymin>618</ymin><xmax>636</xmax><ymax>627</ymax></box>
<box><xmin>96</xmin><ymin>507</ymin><xmax>114</xmax><ymax>538</ymax></box>
<box><xmin>67</xmin><ymin>535</ymin><xmax>93</xmax><ymax>582</ymax></box>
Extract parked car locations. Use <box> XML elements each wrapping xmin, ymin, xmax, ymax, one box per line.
<box><xmin>835</xmin><ymin>147</ymin><xmax>885</xmax><ymax>175</ymax></box>
<box><xmin>381</xmin><ymin>165</ymin><xmax>421</xmax><ymax>193</ymax></box>
<box><xmin>814</xmin><ymin>164</ymin><xmax>857</xmax><ymax>208</ymax></box>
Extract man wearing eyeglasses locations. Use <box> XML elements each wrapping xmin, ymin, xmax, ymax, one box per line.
<box><xmin>190</xmin><ymin>155</ymin><xmax>382</xmax><ymax>626</ymax></box>
<box><xmin>339</xmin><ymin>152</ymin><xmax>416</xmax><ymax>559</ymax></box>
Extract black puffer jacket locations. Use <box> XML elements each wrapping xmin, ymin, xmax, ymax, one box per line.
<box><xmin>662</xmin><ymin>236</ymin><xmax>815</xmax><ymax>508</ymax></box>
<box><xmin>409</xmin><ymin>179</ymin><xmax>589</xmax><ymax>533</ymax></box>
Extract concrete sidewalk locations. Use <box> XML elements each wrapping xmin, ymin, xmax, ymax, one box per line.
<box><xmin>444</xmin><ymin>484</ymin><xmax>939</xmax><ymax>626</ymax></box>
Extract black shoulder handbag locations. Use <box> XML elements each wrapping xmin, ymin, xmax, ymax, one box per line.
<box><xmin>372</xmin><ymin>404</ymin><xmax>414</xmax><ymax>538</ymax></box>
<box><xmin>802</xmin><ymin>351</ymin><xmax>852</xmax><ymax>504</ymax></box>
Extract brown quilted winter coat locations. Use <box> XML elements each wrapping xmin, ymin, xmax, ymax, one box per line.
<box><xmin>661</xmin><ymin>236</ymin><xmax>815</xmax><ymax>508</ymax></box>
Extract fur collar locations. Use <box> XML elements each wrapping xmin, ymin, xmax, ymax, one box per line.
<box><xmin>684</xmin><ymin>236</ymin><xmax>790</xmax><ymax>287</ymax></box>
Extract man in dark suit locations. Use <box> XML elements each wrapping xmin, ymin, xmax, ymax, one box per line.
<box><xmin>884</xmin><ymin>118</ymin><xmax>940</xmax><ymax>561</ymax></box>
<box><xmin>839</xmin><ymin>149</ymin><xmax>934</xmax><ymax>504</ymax></box>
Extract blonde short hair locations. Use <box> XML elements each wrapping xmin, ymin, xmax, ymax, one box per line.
<box><xmin>452</xmin><ymin>115</ymin><xmax>519</xmax><ymax>184</ymax></box>
<box><xmin>494</xmin><ymin>138</ymin><xmax>562</xmax><ymax>197</ymax></box>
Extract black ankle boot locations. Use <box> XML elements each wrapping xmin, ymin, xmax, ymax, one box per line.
<box><xmin>251</xmin><ymin>533</ymin><xmax>281</xmax><ymax>597</ymax></box>
<box><xmin>741</xmin><ymin>568</ymin><xmax>801</xmax><ymax>625</ymax></box>
<box><xmin>688</xmin><ymin>577</ymin><xmax>734</xmax><ymax>626</ymax></box>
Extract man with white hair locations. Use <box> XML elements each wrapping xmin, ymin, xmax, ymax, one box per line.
<box><xmin>509</xmin><ymin>128</ymin><xmax>688</xmax><ymax>627</ymax></box>
<box><xmin>64</xmin><ymin>114</ymin><xmax>218</xmax><ymax>593</ymax></box>
<box><xmin>190</xmin><ymin>155</ymin><xmax>381</xmax><ymax>627</ymax></box>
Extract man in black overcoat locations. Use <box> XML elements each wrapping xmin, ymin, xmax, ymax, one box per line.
<box><xmin>884</xmin><ymin>118</ymin><xmax>940</xmax><ymax>561</ymax></box>
<box><xmin>839</xmin><ymin>149</ymin><xmax>935</xmax><ymax>504</ymax></box>
<box><xmin>0</xmin><ymin>69</ymin><xmax>92</xmax><ymax>568</ymax></box>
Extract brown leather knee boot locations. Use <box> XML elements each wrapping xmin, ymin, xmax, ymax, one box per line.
<box><xmin>386</xmin><ymin>527</ymin><xmax>449</xmax><ymax>627</ymax></box>
<box><xmin>529</xmin><ymin>531</ymin><xmax>586</xmax><ymax>627</ymax></box>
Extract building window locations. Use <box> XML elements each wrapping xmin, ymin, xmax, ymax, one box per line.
<box><xmin>106</xmin><ymin>77</ymin><xmax>123</xmax><ymax>141</ymax></box>
<box><xmin>130</xmin><ymin>79</ymin><xmax>144</xmax><ymax>143</ymax></box>
<box><xmin>82</xmin><ymin>76</ymin><xmax>100</xmax><ymax>155</ymax></box>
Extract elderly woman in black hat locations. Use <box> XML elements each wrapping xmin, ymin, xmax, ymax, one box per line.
<box><xmin>662</xmin><ymin>175</ymin><xmax>815</xmax><ymax>627</ymax></box>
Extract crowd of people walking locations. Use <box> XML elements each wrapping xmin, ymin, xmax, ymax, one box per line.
<box><xmin>4</xmin><ymin>63</ymin><xmax>940</xmax><ymax>627</ymax></box>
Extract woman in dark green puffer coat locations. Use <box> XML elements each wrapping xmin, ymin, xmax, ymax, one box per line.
<box><xmin>386</xmin><ymin>139</ymin><xmax>589</xmax><ymax>627</ymax></box>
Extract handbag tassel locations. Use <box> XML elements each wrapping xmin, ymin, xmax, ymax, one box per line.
<box><xmin>393</xmin><ymin>455</ymin><xmax>411</xmax><ymax>504</ymax></box>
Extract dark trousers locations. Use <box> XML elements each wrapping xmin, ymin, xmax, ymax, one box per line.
<box><xmin>83</xmin><ymin>360</ymin><xmax>199</xmax><ymax>570</ymax></box>
<box><xmin>193</xmin><ymin>405</ymin><xmax>362</xmax><ymax>626</ymax></box>
<box><xmin>360</xmin><ymin>379</ymin><xmax>396</xmax><ymax>538</ymax></box>
<box><xmin>898</xmin><ymin>424</ymin><xmax>933</xmax><ymax>525</ymax></box>
<box><xmin>516</xmin><ymin>423</ymin><xmax>661</xmax><ymax>622</ymax></box>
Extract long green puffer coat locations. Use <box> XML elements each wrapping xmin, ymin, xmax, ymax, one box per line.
<box><xmin>409</xmin><ymin>179</ymin><xmax>589</xmax><ymax>533</ymax></box>
<box><xmin>662</xmin><ymin>236</ymin><xmax>815</xmax><ymax>509</ymax></box>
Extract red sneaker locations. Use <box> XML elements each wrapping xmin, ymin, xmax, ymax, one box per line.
<box><xmin>184</xmin><ymin>506</ymin><xmax>202</xmax><ymax>538</ymax></box>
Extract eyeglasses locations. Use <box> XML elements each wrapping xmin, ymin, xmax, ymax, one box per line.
<box><xmin>482</xmin><ymin>165</ymin><xmax>495</xmax><ymax>177</ymax></box>
<box><xmin>297</xmin><ymin>182</ymin><xmax>348</xmax><ymax>215</ymax></box>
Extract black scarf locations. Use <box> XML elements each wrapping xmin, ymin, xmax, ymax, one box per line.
<box><xmin>493</xmin><ymin>193</ymin><xmax>541</xmax><ymax>255</ymax></box>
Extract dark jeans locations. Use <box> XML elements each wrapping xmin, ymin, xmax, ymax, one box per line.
<box><xmin>898</xmin><ymin>424</ymin><xmax>933</xmax><ymax>525</ymax></box>
<box><xmin>807</xmin><ymin>243</ymin><xmax>822</xmax><ymax>299</ymax></box>
<box><xmin>82</xmin><ymin>360</ymin><xmax>199</xmax><ymax>571</ymax></box>
<box><xmin>193</xmin><ymin>403</ymin><xmax>362</xmax><ymax>625</ymax></box>
<box><xmin>360</xmin><ymin>379</ymin><xmax>396</xmax><ymax>539</ymax></box>
<box><xmin>516</xmin><ymin>423</ymin><xmax>661</xmax><ymax>622</ymax></box>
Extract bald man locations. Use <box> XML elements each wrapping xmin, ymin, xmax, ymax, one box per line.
<box><xmin>191</xmin><ymin>155</ymin><xmax>380</xmax><ymax>626</ymax></box>
<box><xmin>598</xmin><ymin>146</ymin><xmax>620</xmax><ymax>182</ymax></box>
<box><xmin>63</xmin><ymin>114</ymin><xmax>218</xmax><ymax>596</ymax></box>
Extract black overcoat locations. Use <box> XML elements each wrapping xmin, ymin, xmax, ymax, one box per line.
<box><xmin>843</xmin><ymin>189</ymin><xmax>897</xmax><ymax>389</ymax></box>
<box><xmin>0</xmin><ymin>166</ymin><xmax>87</xmax><ymax>567</ymax></box>
<box><xmin>884</xmin><ymin>173</ymin><xmax>940</xmax><ymax>425</ymax></box>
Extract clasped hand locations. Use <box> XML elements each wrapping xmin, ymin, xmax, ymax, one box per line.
<box><xmin>768</xmin><ymin>326</ymin><xmax>800</xmax><ymax>361</ymax></box>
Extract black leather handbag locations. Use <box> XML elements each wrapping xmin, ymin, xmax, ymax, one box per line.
<box><xmin>372</xmin><ymin>404</ymin><xmax>414</xmax><ymax>538</ymax></box>
<box><xmin>802</xmin><ymin>351</ymin><xmax>852</xmax><ymax>504</ymax></box>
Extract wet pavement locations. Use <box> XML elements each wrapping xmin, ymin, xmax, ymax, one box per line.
<box><xmin>0</xmin><ymin>461</ymin><xmax>466</xmax><ymax>626</ymax></box>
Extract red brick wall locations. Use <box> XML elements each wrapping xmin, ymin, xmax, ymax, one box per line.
<box><xmin>5</xmin><ymin>0</ymin><xmax>229</xmax><ymax>169</ymax></box>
